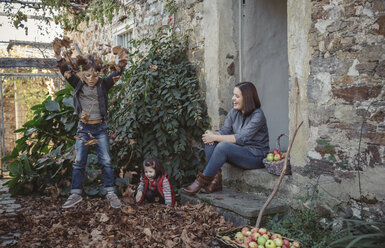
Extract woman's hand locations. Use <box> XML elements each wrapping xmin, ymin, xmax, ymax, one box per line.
<box><xmin>135</xmin><ymin>191</ymin><xmax>143</xmax><ymax>203</ymax></box>
<box><xmin>202</xmin><ymin>131</ymin><xmax>217</xmax><ymax>145</ymax></box>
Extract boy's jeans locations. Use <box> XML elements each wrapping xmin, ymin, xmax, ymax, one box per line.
<box><xmin>71</xmin><ymin>121</ymin><xmax>115</xmax><ymax>194</ymax></box>
<box><xmin>203</xmin><ymin>142</ymin><xmax>264</xmax><ymax>177</ymax></box>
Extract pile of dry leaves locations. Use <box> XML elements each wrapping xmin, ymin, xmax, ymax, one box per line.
<box><xmin>1</xmin><ymin>195</ymin><xmax>232</xmax><ymax>247</ymax></box>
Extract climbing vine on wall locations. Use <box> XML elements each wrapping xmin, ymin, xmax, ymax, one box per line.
<box><xmin>108</xmin><ymin>25</ymin><xmax>210</xmax><ymax>190</ymax></box>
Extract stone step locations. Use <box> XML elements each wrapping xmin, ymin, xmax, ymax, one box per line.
<box><xmin>221</xmin><ymin>163</ymin><xmax>296</xmax><ymax>197</ymax></box>
<box><xmin>181</xmin><ymin>187</ymin><xmax>289</xmax><ymax>227</ymax></box>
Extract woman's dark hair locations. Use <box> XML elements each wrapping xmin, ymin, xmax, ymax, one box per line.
<box><xmin>235</xmin><ymin>82</ymin><xmax>261</xmax><ymax>116</ymax></box>
<box><xmin>143</xmin><ymin>156</ymin><xmax>165</xmax><ymax>179</ymax></box>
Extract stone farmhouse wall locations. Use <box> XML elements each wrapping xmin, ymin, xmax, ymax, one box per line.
<box><xmin>289</xmin><ymin>0</ymin><xmax>384</xmax><ymax>216</ymax></box>
<box><xmin>68</xmin><ymin>0</ymin><xmax>385</xmax><ymax>216</ymax></box>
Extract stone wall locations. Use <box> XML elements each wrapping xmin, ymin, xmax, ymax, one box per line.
<box><xmin>289</xmin><ymin>0</ymin><xmax>385</xmax><ymax>217</ymax></box>
<box><xmin>67</xmin><ymin>0</ymin><xmax>237</xmax><ymax>130</ymax></box>
<box><xmin>67</xmin><ymin>0</ymin><xmax>206</xmax><ymax>88</ymax></box>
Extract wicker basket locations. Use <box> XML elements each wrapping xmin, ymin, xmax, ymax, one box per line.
<box><xmin>263</xmin><ymin>134</ymin><xmax>291</xmax><ymax>176</ymax></box>
<box><xmin>216</xmin><ymin>226</ymin><xmax>300</xmax><ymax>248</ymax></box>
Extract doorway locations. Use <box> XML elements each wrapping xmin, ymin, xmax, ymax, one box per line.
<box><xmin>240</xmin><ymin>0</ymin><xmax>289</xmax><ymax>151</ymax></box>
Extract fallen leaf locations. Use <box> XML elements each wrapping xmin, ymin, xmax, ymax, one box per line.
<box><xmin>215</xmin><ymin>196</ymin><xmax>223</xmax><ymax>200</ymax></box>
<box><xmin>84</xmin><ymin>139</ymin><xmax>99</xmax><ymax>146</ymax></box>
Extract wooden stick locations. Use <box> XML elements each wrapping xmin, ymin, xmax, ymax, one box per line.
<box><xmin>255</xmin><ymin>80</ymin><xmax>302</xmax><ymax>228</ymax></box>
<box><xmin>255</xmin><ymin>121</ymin><xmax>303</xmax><ymax>228</ymax></box>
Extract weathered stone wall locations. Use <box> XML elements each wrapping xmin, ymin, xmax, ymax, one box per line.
<box><xmin>67</xmin><ymin>0</ymin><xmax>206</xmax><ymax>88</ymax></box>
<box><xmin>67</xmin><ymin>0</ymin><xmax>237</xmax><ymax>130</ymax></box>
<box><xmin>289</xmin><ymin>0</ymin><xmax>385</xmax><ymax>217</ymax></box>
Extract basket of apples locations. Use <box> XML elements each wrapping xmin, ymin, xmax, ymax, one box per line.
<box><xmin>216</xmin><ymin>226</ymin><xmax>301</xmax><ymax>248</ymax></box>
<box><xmin>263</xmin><ymin>134</ymin><xmax>291</xmax><ymax>176</ymax></box>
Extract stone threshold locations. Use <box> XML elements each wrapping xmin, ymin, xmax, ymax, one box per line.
<box><xmin>181</xmin><ymin>187</ymin><xmax>289</xmax><ymax>226</ymax></box>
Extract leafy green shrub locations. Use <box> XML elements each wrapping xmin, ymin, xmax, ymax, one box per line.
<box><xmin>266</xmin><ymin>207</ymin><xmax>334</xmax><ymax>248</ymax></box>
<box><xmin>4</xmin><ymin>85</ymin><xmax>78</xmax><ymax>195</ymax></box>
<box><xmin>108</xmin><ymin>26</ymin><xmax>210</xmax><ymax>191</ymax></box>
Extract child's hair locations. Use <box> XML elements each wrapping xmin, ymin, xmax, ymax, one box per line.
<box><xmin>143</xmin><ymin>156</ymin><xmax>165</xmax><ymax>179</ymax></box>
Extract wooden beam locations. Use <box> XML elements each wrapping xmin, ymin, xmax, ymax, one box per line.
<box><xmin>0</xmin><ymin>58</ymin><xmax>57</xmax><ymax>69</ymax></box>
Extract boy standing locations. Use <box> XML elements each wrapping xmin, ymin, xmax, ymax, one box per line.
<box><xmin>53</xmin><ymin>38</ymin><xmax>127</xmax><ymax>208</ymax></box>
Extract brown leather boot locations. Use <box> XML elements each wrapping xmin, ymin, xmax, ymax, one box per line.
<box><xmin>200</xmin><ymin>170</ymin><xmax>222</xmax><ymax>193</ymax></box>
<box><xmin>182</xmin><ymin>172</ymin><xmax>213</xmax><ymax>195</ymax></box>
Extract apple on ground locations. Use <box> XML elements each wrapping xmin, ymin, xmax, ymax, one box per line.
<box><xmin>249</xmin><ymin>241</ymin><xmax>258</xmax><ymax>248</ymax></box>
<box><xmin>274</xmin><ymin>237</ymin><xmax>283</xmax><ymax>247</ymax></box>
<box><xmin>271</xmin><ymin>233</ymin><xmax>282</xmax><ymax>240</ymax></box>
<box><xmin>251</xmin><ymin>228</ymin><xmax>259</xmax><ymax>234</ymax></box>
<box><xmin>251</xmin><ymin>232</ymin><xmax>261</xmax><ymax>242</ymax></box>
<box><xmin>257</xmin><ymin>245</ymin><xmax>264</xmax><ymax>248</ymax></box>
<box><xmin>241</xmin><ymin>227</ymin><xmax>250</xmax><ymax>235</ymax></box>
<box><xmin>244</xmin><ymin>236</ymin><xmax>251</xmax><ymax>245</ymax></box>
<box><xmin>244</xmin><ymin>231</ymin><xmax>252</xmax><ymax>237</ymax></box>
<box><xmin>258</xmin><ymin>228</ymin><xmax>267</xmax><ymax>235</ymax></box>
<box><xmin>235</xmin><ymin>232</ymin><xmax>244</xmax><ymax>244</ymax></box>
<box><xmin>282</xmin><ymin>245</ymin><xmax>289</xmax><ymax>248</ymax></box>
<box><xmin>266</xmin><ymin>153</ymin><xmax>274</xmax><ymax>162</ymax></box>
<box><xmin>274</xmin><ymin>153</ymin><xmax>282</xmax><ymax>161</ymax></box>
<box><xmin>265</xmin><ymin>240</ymin><xmax>277</xmax><ymax>248</ymax></box>
<box><xmin>262</xmin><ymin>234</ymin><xmax>270</xmax><ymax>240</ymax></box>
<box><xmin>283</xmin><ymin>239</ymin><xmax>290</xmax><ymax>246</ymax></box>
<box><xmin>292</xmin><ymin>241</ymin><xmax>301</xmax><ymax>248</ymax></box>
<box><xmin>257</xmin><ymin>236</ymin><xmax>267</xmax><ymax>246</ymax></box>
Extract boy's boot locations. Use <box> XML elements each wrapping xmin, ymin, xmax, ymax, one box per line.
<box><xmin>182</xmin><ymin>172</ymin><xmax>213</xmax><ymax>195</ymax></box>
<box><xmin>200</xmin><ymin>170</ymin><xmax>222</xmax><ymax>193</ymax></box>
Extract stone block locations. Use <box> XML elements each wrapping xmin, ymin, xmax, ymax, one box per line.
<box><xmin>181</xmin><ymin>187</ymin><xmax>289</xmax><ymax>226</ymax></box>
<box><xmin>221</xmin><ymin>163</ymin><xmax>294</xmax><ymax>197</ymax></box>
<box><xmin>332</xmin><ymin>85</ymin><xmax>383</xmax><ymax>102</ymax></box>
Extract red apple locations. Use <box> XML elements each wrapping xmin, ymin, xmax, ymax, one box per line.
<box><xmin>274</xmin><ymin>153</ymin><xmax>282</xmax><ymax>161</ymax></box>
<box><xmin>273</xmin><ymin>149</ymin><xmax>281</xmax><ymax>155</ymax></box>
<box><xmin>251</xmin><ymin>232</ymin><xmax>261</xmax><ymax>242</ymax></box>
<box><xmin>265</xmin><ymin>240</ymin><xmax>277</xmax><ymax>248</ymax></box>
<box><xmin>241</xmin><ymin>227</ymin><xmax>250</xmax><ymax>235</ymax></box>
<box><xmin>283</xmin><ymin>239</ymin><xmax>290</xmax><ymax>246</ymax></box>
<box><xmin>258</xmin><ymin>228</ymin><xmax>267</xmax><ymax>235</ymax></box>
<box><xmin>282</xmin><ymin>245</ymin><xmax>289</xmax><ymax>248</ymax></box>
<box><xmin>271</xmin><ymin>233</ymin><xmax>282</xmax><ymax>240</ymax></box>
<box><xmin>262</xmin><ymin>234</ymin><xmax>270</xmax><ymax>240</ymax></box>
<box><xmin>243</xmin><ymin>237</ymin><xmax>251</xmax><ymax>247</ymax></box>
<box><xmin>251</xmin><ymin>228</ymin><xmax>259</xmax><ymax>234</ymax></box>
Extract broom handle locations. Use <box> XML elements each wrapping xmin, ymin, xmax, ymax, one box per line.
<box><xmin>255</xmin><ymin>78</ymin><xmax>301</xmax><ymax>228</ymax></box>
<box><xmin>255</xmin><ymin>121</ymin><xmax>303</xmax><ymax>228</ymax></box>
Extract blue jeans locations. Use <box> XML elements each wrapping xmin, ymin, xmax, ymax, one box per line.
<box><xmin>203</xmin><ymin>142</ymin><xmax>264</xmax><ymax>176</ymax></box>
<box><xmin>71</xmin><ymin>121</ymin><xmax>115</xmax><ymax>194</ymax></box>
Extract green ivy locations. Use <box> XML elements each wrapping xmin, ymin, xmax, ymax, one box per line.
<box><xmin>108</xmin><ymin>25</ymin><xmax>210</xmax><ymax>192</ymax></box>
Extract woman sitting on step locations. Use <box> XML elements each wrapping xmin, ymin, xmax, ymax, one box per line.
<box><xmin>183</xmin><ymin>82</ymin><xmax>270</xmax><ymax>195</ymax></box>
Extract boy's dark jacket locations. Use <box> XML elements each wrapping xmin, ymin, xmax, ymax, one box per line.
<box><xmin>139</xmin><ymin>173</ymin><xmax>176</xmax><ymax>206</ymax></box>
<box><xmin>57</xmin><ymin>59</ymin><xmax>123</xmax><ymax>118</ymax></box>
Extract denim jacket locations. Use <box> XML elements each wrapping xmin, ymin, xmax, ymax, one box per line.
<box><xmin>219</xmin><ymin>108</ymin><xmax>270</xmax><ymax>157</ymax></box>
<box><xmin>57</xmin><ymin>59</ymin><xmax>124</xmax><ymax>119</ymax></box>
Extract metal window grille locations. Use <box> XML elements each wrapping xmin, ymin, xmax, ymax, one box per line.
<box><xmin>116</xmin><ymin>31</ymin><xmax>132</xmax><ymax>50</ymax></box>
